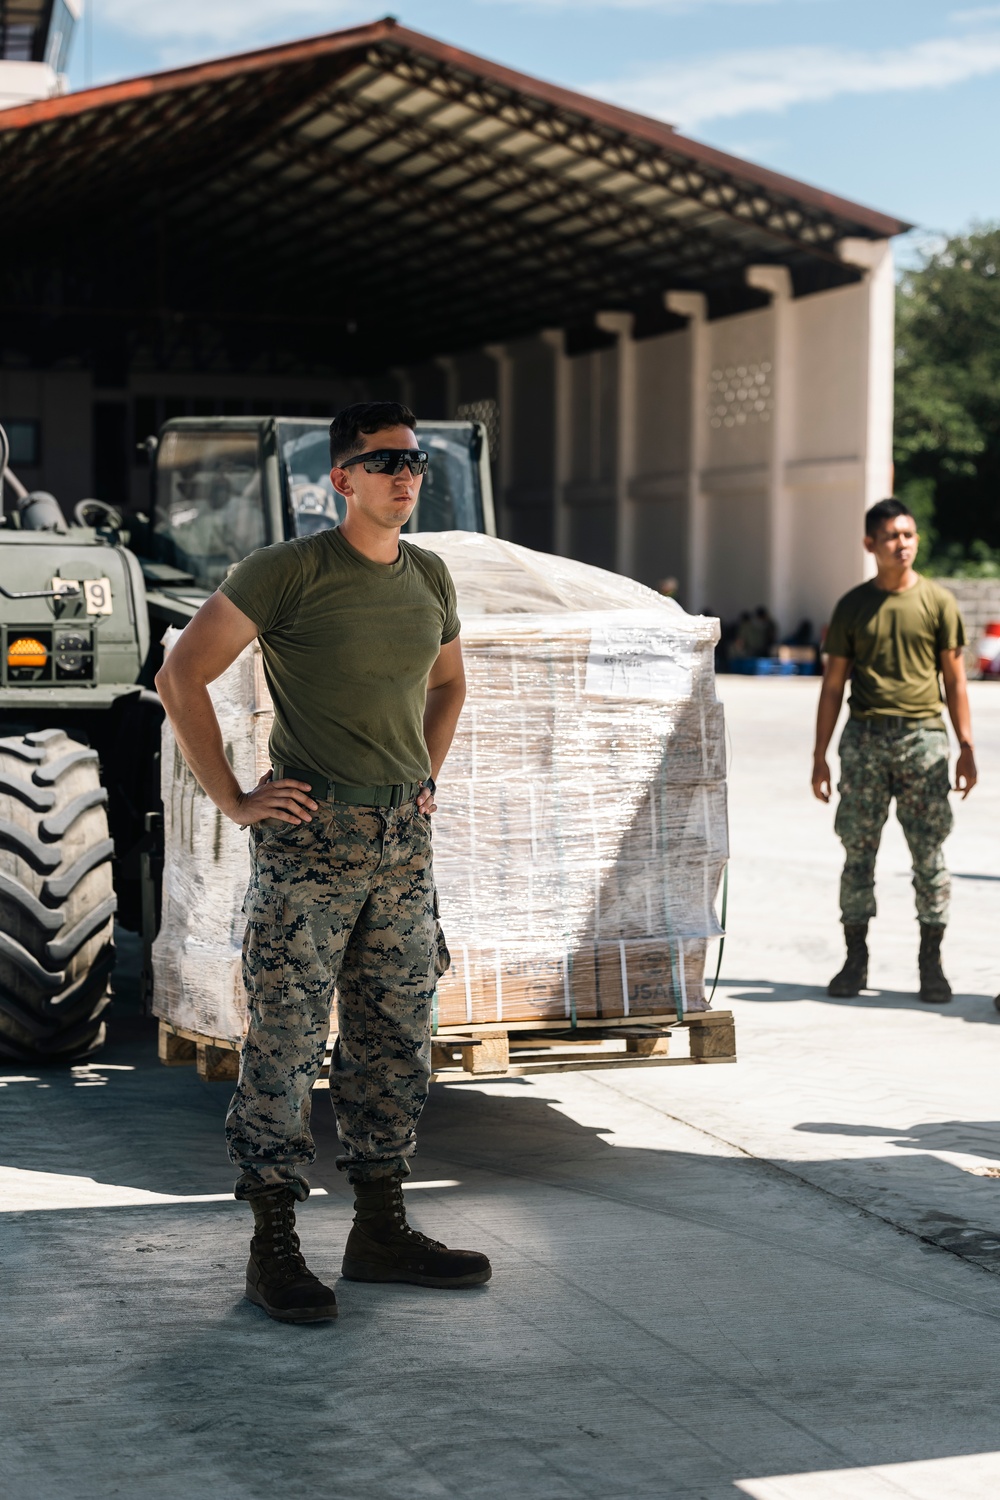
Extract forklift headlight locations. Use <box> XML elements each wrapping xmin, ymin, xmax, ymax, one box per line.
<box><xmin>55</xmin><ymin>631</ymin><xmax>92</xmax><ymax>678</ymax></box>
<box><xmin>7</xmin><ymin>637</ymin><xmax>49</xmax><ymax>670</ymax></box>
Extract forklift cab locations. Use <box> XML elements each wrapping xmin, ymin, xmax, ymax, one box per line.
<box><xmin>147</xmin><ymin>416</ymin><xmax>496</xmax><ymax>597</ymax></box>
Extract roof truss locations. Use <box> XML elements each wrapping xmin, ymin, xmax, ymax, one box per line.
<box><xmin>0</xmin><ymin>19</ymin><xmax>906</xmax><ymax>372</ymax></box>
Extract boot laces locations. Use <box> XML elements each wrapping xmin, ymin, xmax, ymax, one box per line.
<box><xmin>257</xmin><ymin>1201</ymin><xmax>309</xmax><ymax>1280</ymax></box>
<box><xmin>389</xmin><ymin>1183</ymin><xmax>444</xmax><ymax>1251</ymax></box>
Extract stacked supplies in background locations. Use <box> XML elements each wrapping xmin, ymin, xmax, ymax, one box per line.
<box><xmin>152</xmin><ymin>533</ymin><xmax>727</xmax><ymax>1043</ymax></box>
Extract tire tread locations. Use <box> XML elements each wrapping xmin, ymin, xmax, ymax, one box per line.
<box><xmin>0</xmin><ymin>733</ymin><xmax>115</xmax><ymax>1063</ymax></box>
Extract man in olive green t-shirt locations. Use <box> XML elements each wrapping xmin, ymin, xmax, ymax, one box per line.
<box><xmin>156</xmin><ymin>401</ymin><xmax>491</xmax><ymax>1325</ymax></box>
<box><xmin>812</xmin><ymin>498</ymin><xmax>977</xmax><ymax>1004</ymax></box>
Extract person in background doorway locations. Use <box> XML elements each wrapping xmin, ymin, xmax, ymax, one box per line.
<box><xmin>811</xmin><ymin>498</ymin><xmax>977</xmax><ymax>1003</ymax></box>
<box><xmin>781</xmin><ymin>619</ymin><xmax>820</xmax><ymax>672</ymax></box>
<box><xmin>728</xmin><ymin>610</ymin><xmax>752</xmax><ymax>661</ymax></box>
<box><xmin>753</xmin><ymin>605</ymin><xmax>778</xmax><ymax>655</ymax></box>
<box><xmin>784</xmin><ymin>618</ymin><xmax>816</xmax><ymax>650</ymax></box>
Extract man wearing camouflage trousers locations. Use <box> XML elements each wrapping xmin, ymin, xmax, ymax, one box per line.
<box><xmin>812</xmin><ymin>497</ymin><xmax>978</xmax><ymax>1003</ymax></box>
<box><xmin>156</xmin><ymin>401</ymin><xmax>491</xmax><ymax>1324</ymax></box>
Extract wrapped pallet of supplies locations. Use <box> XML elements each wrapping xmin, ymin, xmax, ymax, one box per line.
<box><xmin>152</xmin><ymin>533</ymin><xmax>727</xmax><ymax>1043</ymax></box>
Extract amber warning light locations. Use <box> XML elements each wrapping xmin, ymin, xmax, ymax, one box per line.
<box><xmin>7</xmin><ymin>637</ymin><xmax>48</xmax><ymax>669</ymax></box>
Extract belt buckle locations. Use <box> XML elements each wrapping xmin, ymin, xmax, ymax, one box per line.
<box><xmin>389</xmin><ymin>784</ymin><xmax>404</xmax><ymax>810</ymax></box>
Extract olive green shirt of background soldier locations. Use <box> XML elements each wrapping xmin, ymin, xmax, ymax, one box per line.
<box><xmin>220</xmin><ymin>526</ymin><xmax>460</xmax><ymax>786</ymax></box>
<box><xmin>824</xmin><ymin>576</ymin><xmax>966</xmax><ymax>720</ymax></box>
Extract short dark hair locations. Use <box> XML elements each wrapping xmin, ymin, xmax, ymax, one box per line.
<box><xmin>865</xmin><ymin>497</ymin><xmax>915</xmax><ymax>537</ymax></box>
<box><xmin>329</xmin><ymin>401</ymin><xmax>416</xmax><ymax>469</ymax></box>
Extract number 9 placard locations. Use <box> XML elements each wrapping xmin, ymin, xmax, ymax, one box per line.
<box><xmin>83</xmin><ymin>578</ymin><xmax>113</xmax><ymax>615</ymax></box>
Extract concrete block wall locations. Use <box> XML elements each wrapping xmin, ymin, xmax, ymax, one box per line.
<box><xmin>938</xmin><ymin>579</ymin><xmax>1000</xmax><ymax>673</ymax></box>
<box><xmin>427</xmin><ymin>239</ymin><xmax>896</xmax><ymax>632</ymax></box>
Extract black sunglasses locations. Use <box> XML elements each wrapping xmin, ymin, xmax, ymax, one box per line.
<box><xmin>340</xmin><ymin>448</ymin><xmax>429</xmax><ymax>476</ymax></box>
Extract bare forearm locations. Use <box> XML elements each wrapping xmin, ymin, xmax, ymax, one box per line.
<box><xmin>944</xmin><ymin>677</ymin><xmax>973</xmax><ymax>746</ymax></box>
<box><xmin>813</xmin><ymin>681</ymin><xmax>845</xmax><ymax>760</ymax></box>
<box><xmin>155</xmin><ymin>668</ymin><xmax>243</xmax><ymax>816</ymax></box>
<box><xmin>423</xmin><ymin>681</ymin><xmax>466</xmax><ymax>781</ymax></box>
<box><xmin>153</xmin><ymin>595</ymin><xmax>317</xmax><ymax>827</ymax></box>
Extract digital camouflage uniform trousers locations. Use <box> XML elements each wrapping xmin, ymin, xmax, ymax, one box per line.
<box><xmin>835</xmin><ymin>716</ymin><xmax>953</xmax><ymax>927</ymax></box>
<box><xmin>225</xmin><ymin>799</ymin><xmax>442</xmax><ymax>1199</ymax></box>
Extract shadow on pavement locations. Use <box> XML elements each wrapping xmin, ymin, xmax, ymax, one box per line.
<box><xmin>5</xmin><ymin>934</ymin><xmax>1000</xmax><ymax>1496</ymax></box>
<box><xmin>722</xmin><ymin>976</ymin><xmax>1000</xmax><ymax>1022</ymax></box>
<box><xmin>6</xmin><ymin>1076</ymin><xmax>1000</xmax><ymax>1500</ymax></box>
<box><xmin>795</xmin><ymin>1119</ymin><xmax>1000</xmax><ymax>1161</ymax></box>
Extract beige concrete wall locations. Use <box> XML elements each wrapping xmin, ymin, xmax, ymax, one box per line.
<box><xmin>628</xmin><ymin>325</ymin><xmax>691</xmax><ymax>596</ymax></box>
<box><xmin>459</xmin><ymin>241</ymin><xmax>896</xmax><ymax>632</ymax></box>
<box><xmin>497</xmin><ymin>336</ymin><xmax>556</xmax><ymax>553</ymax></box>
<box><xmin>781</xmin><ymin>253</ymin><xmax>894</xmax><ymax>631</ymax></box>
<box><xmin>700</xmin><ymin>303</ymin><xmax>774</xmax><ymax>616</ymax></box>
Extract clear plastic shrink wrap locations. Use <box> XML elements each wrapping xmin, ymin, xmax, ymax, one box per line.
<box><xmin>152</xmin><ymin>533</ymin><xmax>728</xmax><ymax>1041</ymax></box>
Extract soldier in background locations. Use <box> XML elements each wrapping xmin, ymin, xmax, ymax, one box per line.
<box><xmin>812</xmin><ymin>498</ymin><xmax>977</xmax><ymax>1002</ymax></box>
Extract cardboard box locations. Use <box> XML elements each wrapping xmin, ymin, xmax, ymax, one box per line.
<box><xmin>435</xmin><ymin>937</ymin><xmax>708</xmax><ymax>1026</ymax></box>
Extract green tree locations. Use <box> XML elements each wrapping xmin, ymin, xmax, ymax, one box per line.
<box><xmin>894</xmin><ymin>223</ymin><xmax>1000</xmax><ymax>574</ymax></box>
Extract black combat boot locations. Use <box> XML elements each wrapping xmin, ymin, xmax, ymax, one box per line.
<box><xmin>342</xmin><ymin>1175</ymin><xmax>492</xmax><ymax>1288</ymax></box>
<box><xmin>827</xmin><ymin>923</ymin><xmax>869</xmax><ymax>997</ymax></box>
<box><xmin>919</xmin><ymin>923</ymin><xmax>952</xmax><ymax>1004</ymax></box>
<box><xmin>245</xmin><ymin>1188</ymin><xmax>338</xmax><ymax>1324</ymax></box>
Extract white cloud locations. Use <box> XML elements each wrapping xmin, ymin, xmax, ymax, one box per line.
<box><xmin>97</xmin><ymin>0</ymin><xmax>358</xmax><ymax>46</ymax></box>
<box><xmin>950</xmin><ymin>5</ymin><xmax>1000</xmax><ymax>20</ymax></box>
<box><xmin>590</xmin><ymin>29</ymin><xmax>1000</xmax><ymax>127</ymax></box>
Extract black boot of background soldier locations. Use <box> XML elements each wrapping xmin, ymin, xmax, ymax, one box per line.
<box><xmin>342</xmin><ymin>1174</ymin><xmax>492</xmax><ymax>1288</ymax></box>
<box><xmin>828</xmin><ymin>922</ymin><xmax>869</xmax><ymax>997</ymax></box>
<box><xmin>919</xmin><ymin>923</ymin><xmax>952</xmax><ymax>1004</ymax></box>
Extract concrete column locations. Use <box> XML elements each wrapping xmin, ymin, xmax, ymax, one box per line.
<box><xmin>596</xmin><ymin>311</ymin><xmax>636</xmax><ymax>577</ymax></box>
<box><xmin>540</xmin><ymin>329</ymin><xmax>571</xmax><ymax>556</ymax></box>
<box><xmin>485</xmin><ymin>343</ymin><xmax>514</xmax><ymax>538</ymax></box>
<box><xmin>665</xmin><ymin>291</ymin><xmax>708</xmax><ymax>613</ymax></box>
<box><xmin>435</xmin><ymin>355</ymin><xmax>458</xmax><ymax>418</ymax></box>
<box><xmin>837</xmin><ymin>238</ymin><xmax>895</xmax><ymax>516</ymax></box>
<box><xmin>746</xmin><ymin>264</ymin><xmax>794</xmax><ymax>630</ymax></box>
<box><xmin>389</xmin><ymin>365</ymin><xmax>414</xmax><ymax>412</ymax></box>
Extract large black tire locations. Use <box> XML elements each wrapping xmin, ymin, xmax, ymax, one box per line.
<box><xmin>0</xmin><ymin>729</ymin><xmax>116</xmax><ymax>1063</ymax></box>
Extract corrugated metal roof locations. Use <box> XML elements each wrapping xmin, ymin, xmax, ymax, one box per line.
<box><xmin>0</xmin><ymin>17</ymin><xmax>910</xmax><ymax>371</ymax></box>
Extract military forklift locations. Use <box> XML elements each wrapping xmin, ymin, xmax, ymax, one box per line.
<box><xmin>0</xmin><ymin>415</ymin><xmax>494</xmax><ymax>1063</ymax></box>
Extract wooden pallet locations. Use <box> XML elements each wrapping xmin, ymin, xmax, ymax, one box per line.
<box><xmin>158</xmin><ymin>1011</ymin><xmax>736</xmax><ymax>1084</ymax></box>
<box><xmin>158</xmin><ymin>1022</ymin><xmax>240</xmax><ymax>1082</ymax></box>
<box><xmin>425</xmin><ymin>1010</ymin><xmax>735</xmax><ymax>1079</ymax></box>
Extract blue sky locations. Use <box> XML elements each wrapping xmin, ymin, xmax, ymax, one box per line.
<box><xmin>67</xmin><ymin>1</ymin><xmax>1000</xmax><ymax>254</ymax></box>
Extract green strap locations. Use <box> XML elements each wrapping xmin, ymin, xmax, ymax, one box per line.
<box><xmin>569</xmin><ymin>953</ymin><xmax>578</xmax><ymax>1030</ymax></box>
<box><xmin>706</xmin><ymin>863</ymin><xmax>729</xmax><ymax>1006</ymax></box>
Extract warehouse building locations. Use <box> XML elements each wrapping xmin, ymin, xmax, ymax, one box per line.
<box><xmin>0</xmin><ymin>16</ymin><xmax>907</xmax><ymax>625</ymax></box>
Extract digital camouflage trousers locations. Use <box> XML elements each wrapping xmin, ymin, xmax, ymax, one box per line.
<box><xmin>225</xmin><ymin>799</ymin><xmax>439</xmax><ymax>1200</ymax></box>
<box><xmin>835</xmin><ymin>716</ymin><xmax>953</xmax><ymax>928</ymax></box>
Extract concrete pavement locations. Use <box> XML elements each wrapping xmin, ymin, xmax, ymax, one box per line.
<box><xmin>2</xmin><ymin>680</ymin><xmax>999</xmax><ymax>1500</ymax></box>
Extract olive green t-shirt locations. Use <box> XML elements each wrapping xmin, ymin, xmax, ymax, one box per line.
<box><xmin>219</xmin><ymin>527</ymin><xmax>460</xmax><ymax>785</ymax></box>
<box><xmin>824</xmin><ymin>575</ymin><xmax>965</xmax><ymax>719</ymax></box>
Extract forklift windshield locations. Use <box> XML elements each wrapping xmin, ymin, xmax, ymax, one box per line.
<box><xmin>152</xmin><ymin>427</ymin><xmax>269</xmax><ymax>591</ymax></box>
